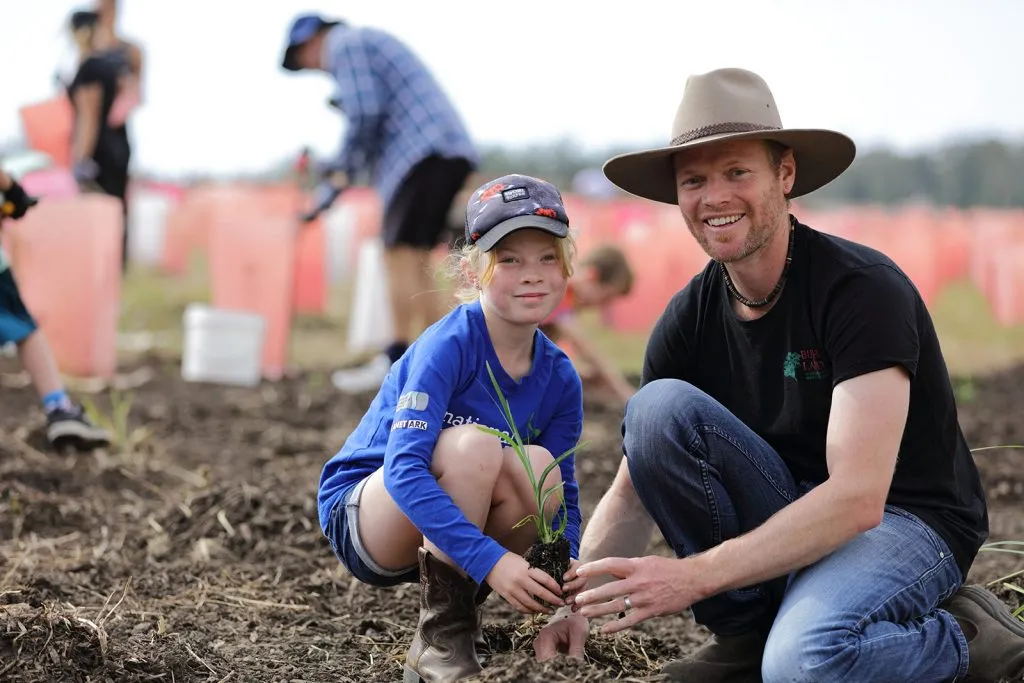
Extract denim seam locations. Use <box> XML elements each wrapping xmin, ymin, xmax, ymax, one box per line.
<box><xmin>855</xmin><ymin>552</ymin><xmax>956</xmax><ymax>634</ymax></box>
<box><xmin>696</xmin><ymin>458</ymin><xmax>722</xmax><ymax>546</ymax></box>
<box><xmin>948</xmin><ymin>612</ymin><xmax>971</xmax><ymax>680</ymax></box>
<box><xmin>695</xmin><ymin>423</ymin><xmax>797</xmax><ymax>504</ymax></box>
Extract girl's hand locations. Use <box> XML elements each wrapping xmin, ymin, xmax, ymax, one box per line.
<box><xmin>485</xmin><ymin>552</ymin><xmax>565</xmax><ymax>614</ymax></box>
<box><xmin>561</xmin><ymin>558</ymin><xmax>587</xmax><ymax>610</ymax></box>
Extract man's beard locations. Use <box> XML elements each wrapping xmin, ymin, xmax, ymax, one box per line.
<box><xmin>685</xmin><ymin>183</ymin><xmax>789</xmax><ymax>264</ymax></box>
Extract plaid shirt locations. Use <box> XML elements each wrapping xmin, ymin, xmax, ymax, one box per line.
<box><xmin>322</xmin><ymin>26</ymin><xmax>478</xmax><ymax>207</ymax></box>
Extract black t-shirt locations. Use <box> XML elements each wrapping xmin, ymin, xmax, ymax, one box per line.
<box><xmin>641</xmin><ymin>218</ymin><xmax>989</xmax><ymax>577</ymax></box>
<box><xmin>67</xmin><ymin>51</ymin><xmax>131</xmax><ymax>171</ymax></box>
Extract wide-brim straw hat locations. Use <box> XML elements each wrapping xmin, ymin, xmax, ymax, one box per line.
<box><xmin>603</xmin><ymin>68</ymin><xmax>856</xmax><ymax>204</ymax></box>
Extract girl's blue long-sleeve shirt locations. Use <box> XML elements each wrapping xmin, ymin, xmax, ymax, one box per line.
<box><xmin>318</xmin><ymin>300</ymin><xmax>584</xmax><ymax>584</ymax></box>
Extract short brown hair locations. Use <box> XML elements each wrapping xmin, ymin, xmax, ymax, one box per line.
<box><xmin>582</xmin><ymin>244</ymin><xmax>634</xmax><ymax>296</ymax></box>
<box><xmin>765</xmin><ymin>140</ymin><xmax>790</xmax><ymax>171</ymax></box>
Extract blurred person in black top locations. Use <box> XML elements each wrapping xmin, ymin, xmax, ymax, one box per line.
<box><xmin>66</xmin><ymin>9</ymin><xmax>132</xmax><ymax>271</ymax></box>
<box><xmin>93</xmin><ymin>0</ymin><xmax>144</xmax><ymax>128</ymax></box>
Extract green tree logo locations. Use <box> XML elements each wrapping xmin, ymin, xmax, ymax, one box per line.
<box><xmin>783</xmin><ymin>352</ymin><xmax>801</xmax><ymax>380</ymax></box>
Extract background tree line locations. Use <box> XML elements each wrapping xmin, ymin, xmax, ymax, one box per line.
<box><xmin>475</xmin><ymin>137</ymin><xmax>1024</xmax><ymax>209</ymax></box>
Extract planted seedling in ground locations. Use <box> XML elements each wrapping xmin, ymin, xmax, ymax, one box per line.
<box><xmin>478</xmin><ymin>362</ymin><xmax>586</xmax><ymax>591</ymax></box>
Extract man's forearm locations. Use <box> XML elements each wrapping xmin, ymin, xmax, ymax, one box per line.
<box><xmin>0</xmin><ymin>171</ymin><xmax>12</xmax><ymax>192</ymax></box>
<box><xmin>578</xmin><ymin>472</ymin><xmax>654</xmax><ymax>581</ymax></box>
<box><xmin>693</xmin><ymin>482</ymin><xmax>878</xmax><ymax>599</ymax></box>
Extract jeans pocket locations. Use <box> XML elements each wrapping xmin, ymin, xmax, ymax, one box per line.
<box><xmin>885</xmin><ymin>505</ymin><xmax>954</xmax><ymax>563</ymax></box>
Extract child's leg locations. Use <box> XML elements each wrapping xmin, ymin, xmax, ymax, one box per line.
<box><xmin>0</xmin><ymin>269</ymin><xmax>109</xmax><ymax>448</ymax></box>
<box><xmin>355</xmin><ymin>424</ymin><xmax>508</xmax><ymax>573</ymax></box>
<box><xmin>18</xmin><ymin>329</ymin><xmax>65</xmax><ymax>399</ymax></box>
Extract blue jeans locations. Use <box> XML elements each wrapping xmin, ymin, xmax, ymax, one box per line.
<box><xmin>623</xmin><ymin>379</ymin><xmax>969</xmax><ymax>682</ymax></box>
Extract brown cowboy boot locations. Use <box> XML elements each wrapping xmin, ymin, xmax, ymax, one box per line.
<box><xmin>403</xmin><ymin>548</ymin><xmax>482</xmax><ymax>683</ymax></box>
<box><xmin>661</xmin><ymin>630</ymin><xmax>764</xmax><ymax>683</ymax></box>
<box><xmin>942</xmin><ymin>584</ymin><xmax>1024</xmax><ymax>681</ymax></box>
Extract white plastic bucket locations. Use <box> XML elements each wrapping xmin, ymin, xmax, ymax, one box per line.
<box><xmin>181</xmin><ymin>304</ymin><xmax>266</xmax><ymax>387</ymax></box>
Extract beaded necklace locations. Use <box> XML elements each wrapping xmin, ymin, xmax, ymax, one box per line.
<box><xmin>721</xmin><ymin>216</ymin><xmax>795</xmax><ymax>309</ymax></box>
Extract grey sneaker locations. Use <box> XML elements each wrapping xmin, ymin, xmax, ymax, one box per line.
<box><xmin>46</xmin><ymin>405</ymin><xmax>111</xmax><ymax>450</ymax></box>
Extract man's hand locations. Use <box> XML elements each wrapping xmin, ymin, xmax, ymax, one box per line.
<box><xmin>0</xmin><ymin>179</ymin><xmax>35</xmax><ymax>220</ymax></box>
<box><xmin>300</xmin><ymin>170</ymin><xmax>347</xmax><ymax>223</ymax></box>
<box><xmin>573</xmin><ymin>555</ymin><xmax>707</xmax><ymax>634</ymax></box>
<box><xmin>534</xmin><ymin>609</ymin><xmax>588</xmax><ymax>662</ymax></box>
<box><xmin>484</xmin><ymin>552</ymin><xmax>565</xmax><ymax>615</ymax></box>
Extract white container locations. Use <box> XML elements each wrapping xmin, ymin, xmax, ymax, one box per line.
<box><xmin>181</xmin><ymin>304</ymin><xmax>266</xmax><ymax>387</ymax></box>
<box><xmin>127</xmin><ymin>190</ymin><xmax>172</xmax><ymax>267</ymax></box>
<box><xmin>347</xmin><ymin>238</ymin><xmax>394</xmax><ymax>354</ymax></box>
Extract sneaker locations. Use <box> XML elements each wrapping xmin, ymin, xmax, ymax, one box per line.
<box><xmin>46</xmin><ymin>405</ymin><xmax>111</xmax><ymax>450</ymax></box>
<box><xmin>331</xmin><ymin>354</ymin><xmax>392</xmax><ymax>394</ymax></box>
<box><xmin>943</xmin><ymin>584</ymin><xmax>1024</xmax><ymax>682</ymax></box>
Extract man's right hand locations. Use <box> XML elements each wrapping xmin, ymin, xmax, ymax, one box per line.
<box><xmin>0</xmin><ymin>179</ymin><xmax>35</xmax><ymax>220</ymax></box>
<box><xmin>534</xmin><ymin>610</ymin><xmax>589</xmax><ymax>662</ymax></box>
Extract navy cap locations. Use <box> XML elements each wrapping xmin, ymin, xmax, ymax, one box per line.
<box><xmin>465</xmin><ymin>174</ymin><xmax>570</xmax><ymax>252</ymax></box>
<box><xmin>281</xmin><ymin>13</ymin><xmax>341</xmax><ymax>71</ymax></box>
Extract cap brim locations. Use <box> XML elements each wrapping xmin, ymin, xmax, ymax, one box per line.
<box><xmin>475</xmin><ymin>215</ymin><xmax>569</xmax><ymax>252</ymax></box>
<box><xmin>282</xmin><ymin>45</ymin><xmax>301</xmax><ymax>71</ymax></box>
<box><xmin>603</xmin><ymin>129</ymin><xmax>856</xmax><ymax>205</ymax></box>
<box><xmin>281</xmin><ymin>20</ymin><xmax>341</xmax><ymax>72</ymax></box>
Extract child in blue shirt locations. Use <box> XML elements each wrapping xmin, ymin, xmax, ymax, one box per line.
<box><xmin>319</xmin><ymin>174</ymin><xmax>584</xmax><ymax>682</ymax></box>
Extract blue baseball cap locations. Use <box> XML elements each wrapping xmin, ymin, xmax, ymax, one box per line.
<box><xmin>281</xmin><ymin>13</ymin><xmax>341</xmax><ymax>71</ymax></box>
<box><xmin>465</xmin><ymin>174</ymin><xmax>570</xmax><ymax>252</ymax></box>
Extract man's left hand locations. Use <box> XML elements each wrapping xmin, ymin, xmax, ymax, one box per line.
<box><xmin>573</xmin><ymin>555</ymin><xmax>706</xmax><ymax>634</ymax></box>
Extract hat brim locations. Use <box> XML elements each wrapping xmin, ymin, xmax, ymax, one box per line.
<box><xmin>603</xmin><ymin>129</ymin><xmax>856</xmax><ymax>205</ymax></box>
<box><xmin>475</xmin><ymin>215</ymin><xmax>569</xmax><ymax>252</ymax></box>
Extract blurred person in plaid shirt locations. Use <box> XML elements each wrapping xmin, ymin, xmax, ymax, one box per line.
<box><xmin>281</xmin><ymin>14</ymin><xmax>478</xmax><ymax>394</ymax></box>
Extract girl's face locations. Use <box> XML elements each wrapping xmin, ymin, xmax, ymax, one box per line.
<box><xmin>478</xmin><ymin>229</ymin><xmax>568</xmax><ymax>326</ymax></box>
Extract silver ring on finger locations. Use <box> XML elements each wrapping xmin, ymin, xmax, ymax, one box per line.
<box><xmin>624</xmin><ymin>595</ymin><xmax>633</xmax><ymax>611</ymax></box>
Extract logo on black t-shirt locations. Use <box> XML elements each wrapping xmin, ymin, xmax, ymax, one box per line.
<box><xmin>783</xmin><ymin>348</ymin><xmax>827</xmax><ymax>381</ymax></box>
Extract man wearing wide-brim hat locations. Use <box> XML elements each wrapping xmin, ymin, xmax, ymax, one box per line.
<box><xmin>534</xmin><ymin>68</ymin><xmax>1023</xmax><ymax>682</ymax></box>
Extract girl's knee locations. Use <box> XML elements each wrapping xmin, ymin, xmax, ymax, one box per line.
<box><xmin>433</xmin><ymin>424</ymin><xmax>504</xmax><ymax>480</ymax></box>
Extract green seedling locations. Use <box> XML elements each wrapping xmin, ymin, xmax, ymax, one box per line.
<box><xmin>476</xmin><ymin>361</ymin><xmax>586</xmax><ymax>546</ymax></box>
<box><xmin>82</xmin><ymin>389</ymin><xmax>148</xmax><ymax>453</ymax></box>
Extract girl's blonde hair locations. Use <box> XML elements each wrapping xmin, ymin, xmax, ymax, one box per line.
<box><xmin>443</xmin><ymin>231</ymin><xmax>578</xmax><ymax>304</ymax></box>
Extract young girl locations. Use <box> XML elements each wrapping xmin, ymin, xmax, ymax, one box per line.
<box><xmin>318</xmin><ymin>174</ymin><xmax>585</xmax><ymax>682</ymax></box>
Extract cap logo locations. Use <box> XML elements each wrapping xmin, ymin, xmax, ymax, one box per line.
<box><xmin>479</xmin><ymin>184</ymin><xmax>506</xmax><ymax>201</ymax></box>
<box><xmin>501</xmin><ymin>187</ymin><xmax>529</xmax><ymax>202</ymax></box>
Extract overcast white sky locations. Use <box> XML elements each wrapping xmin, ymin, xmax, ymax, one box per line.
<box><xmin>3</xmin><ymin>1</ymin><xmax>1022</xmax><ymax>179</ymax></box>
